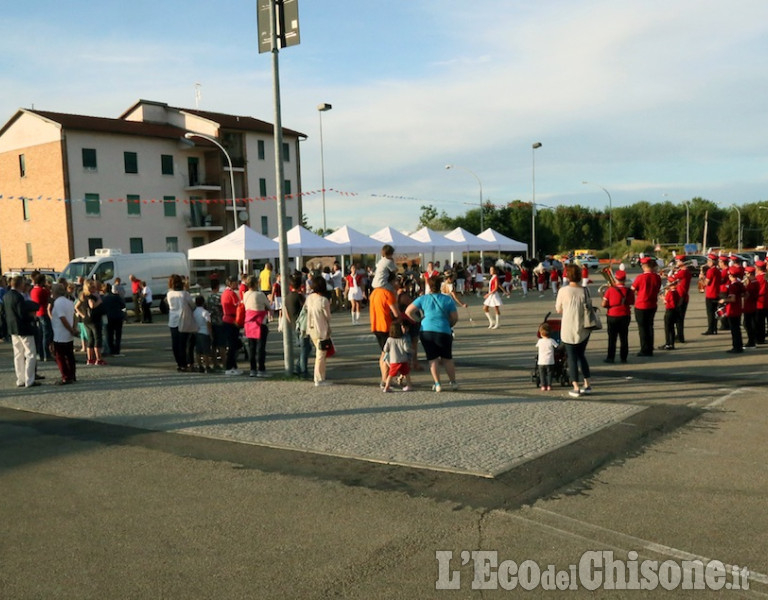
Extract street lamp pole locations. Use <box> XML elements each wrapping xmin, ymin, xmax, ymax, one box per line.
<box><xmin>531</xmin><ymin>143</ymin><xmax>542</xmax><ymax>261</ymax></box>
<box><xmin>185</xmin><ymin>131</ymin><xmax>241</xmax><ymax>269</ymax></box>
<box><xmin>582</xmin><ymin>181</ymin><xmax>612</xmax><ymax>262</ymax></box>
<box><xmin>446</xmin><ymin>164</ymin><xmax>484</xmax><ymax>263</ymax></box>
<box><xmin>317</xmin><ymin>103</ymin><xmax>332</xmax><ymax>232</ymax></box>
<box><xmin>731</xmin><ymin>204</ymin><xmax>742</xmax><ymax>252</ymax></box>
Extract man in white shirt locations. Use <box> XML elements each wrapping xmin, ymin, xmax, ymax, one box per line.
<box><xmin>141</xmin><ymin>282</ymin><xmax>153</xmax><ymax>323</ymax></box>
<box><xmin>50</xmin><ymin>283</ymin><xmax>78</xmax><ymax>385</ymax></box>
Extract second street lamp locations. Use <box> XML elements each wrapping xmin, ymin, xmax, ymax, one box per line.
<box><xmin>582</xmin><ymin>181</ymin><xmax>613</xmax><ymax>263</ymax></box>
<box><xmin>531</xmin><ymin>142</ymin><xmax>542</xmax><ymax>260</ymax></box>
<box><xmin>317</xmin><ymin>103</ymin><xmax>332</xmax><ymax>232</ymax></box>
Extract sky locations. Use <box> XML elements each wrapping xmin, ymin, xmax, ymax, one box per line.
<box><xmin>2</xmin><ymin>0</ymin><xmax>768</xmax><ymax>234</ymax></box>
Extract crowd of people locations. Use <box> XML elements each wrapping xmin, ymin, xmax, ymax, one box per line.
<box><xmin>2</xmin><ymin>248</ymin><xmax>766</xmax><ymax>394</ymax></box>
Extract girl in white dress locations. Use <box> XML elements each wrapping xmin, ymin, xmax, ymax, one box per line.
<box><xmin>483</xmin><ymin>266</ymin><xmax>503</xmax><ymax>329</ymax></box>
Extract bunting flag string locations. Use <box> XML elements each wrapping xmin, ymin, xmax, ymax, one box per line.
<box><xmin>0</xmin><ymin>188</ymin><xmax>361</xmax><ymax>205</ymax></box>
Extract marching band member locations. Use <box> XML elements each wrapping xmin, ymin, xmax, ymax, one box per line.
<box><xmin>668</xmin><ymin>254</ymin><xmax>692</xmax><ymax>343</ymax></box>
<box><xmin>756</xmin><ymin>260</ymin><xmax>768</xmax><ymax>345</ymax></box>
<box><xmin>742</xmin><ymin>266</ymin><xmax>759</xmax><ymax>348</ymax></box>
<box><xmin>660</xmin><ymin>280</ymin><xmax>681</xmax><ymax>350</ymax></box>
<box><xmin>631</xmin><ymin>257</ymin><xmax>662</xmax><ymax>357</ymax></box>
<box><xmin>701</xmin><ymin>253</ymin><xmax>721</xmax><ymax>335</ymax></box>
<box><xmin>482</xmin><ymin>266</ymin><xmax>502</xmax><ymax>329</ymax></box>
<box><xmin>720</xmin><ymin>265</ymin><xmax>744</xmax><ymax>353</ymax></box>
<box><xmin>601</xmin><ymin>269</ymin><xmax>634</xmax><ymax>363</ymax></box>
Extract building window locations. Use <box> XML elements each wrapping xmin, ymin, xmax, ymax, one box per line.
<box><xmin>166</xmin><ymin>236</ymin><xmax>179</xmax><ymax>252</ymax></box>
<box><xmin>163</xmin><ymin>196</ymin><xmax>176</xmax><ymax>217</ymax></box>
<box><xmin>286</xmin><ymin>216</ymin><xmax>293</xmax><ymax>229</ymax></box>
<box><xmin>85</xmin><ymin>193</ymin><xmax>100</xmax><ymax>216</ymax></box>
<box><xmin>129</xmin><ymin>238</ymin><xmax>144</xmax><ymax>254</ymax></box>
<box><xmin>161</xmin><ymin>154</ymin><xmax>174</xmax><ymax>175</ymax></box>
<box><xmin>257</xmin><ymin>140</ymin><xmax>265</xmax><ymax>160</ymax></box>
<box><xmin>282</xmin><ymin>142</ymin><xmax>290</xmax><ymax>162</ymax></box>
<box><xmin>284</xmin><ymin>180</ymin><xmax>292</xmax><ymax>196</ymax></box>
<box><xmin>259</xmin><ymin>178</ymin><xmax>267</xmax><ymax>197</ymax></box>
<box><xmin>22</xmin><ymin>197</ymin><xmax>30</xmax><ymax>221</ymax></box>
<box><xmin>88</xmin><ymin>238</ymin><xmax>103</xmax><ymax>254</ymax></box>
<box><xmin>19</xmin><ymin>154</ymin><xmax>26</xmax><ymax>177</ymax></box>
<box><xmin>25</xmin><ymin>242</ymin><xmax>33</xmax><ymax>264</ymax></box>
<box><xmin>127</xmin><ymin>194</ymin><xmax>141</xmax><ymax>216</ymax></box>
<box><xmin>82</xmin><ymin>148</ymin><xmax>97</xmax><ymax>170</ymax></box>
<box><xmin>261</xmin><ymin>216</ymin><xmax>269</xmax><ymax>236</ymax></box>
<box><xmin>124</xmin><ymin>151</ymin><xmax>138</xmax><ymax>174</ymax></box>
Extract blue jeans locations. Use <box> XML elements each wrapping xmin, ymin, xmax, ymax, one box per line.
<box><xmin>564</xmin><ymin>338</ymin><xmax>590</xmax><ymax>385</ymax></box>
<box><xmin>294</xmin><ymin>331</ymin><xmax>312</xmax><ymax>376</ymax></box>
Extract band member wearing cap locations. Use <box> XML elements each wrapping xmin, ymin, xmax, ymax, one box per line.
<box><xmin>668</xmin><ymin>254</ymin><xmax>692</xmax><ymax>343</ymax></box>
<box><xmin>720</xmin><ymin>265</ymin><xmax>744</xmax><ymax>353</ymax></box>
<box><xmin>718</xmin><ymin>255</ymin><xmax>731</xmax><ymax>331</ymax></box>
<box><xmin>742</xmin><ymin>266</ymin><xmax>759</xmax><ymax>348</ymax></box>
<box><xmin>601</xmin><ymin>269</ymin><xmax>634</xmax><ymax>363</ymax></box>
<box><xmin>631</xmin><ymin>257</ymin><xmax>662</xmax><ymax>356</ymax></box>
<box><xmin>756</xmin><ymin>260</ymin><xmax>768</xmax><ymax>345</ymax></box>
<box><xmin>701</xmin><ymin>254</ymin><xmax>721</xmax><ymax>335</ymax></box>
<box><xmin>660</xmin><ymin>280</ymin><xmax>681</xmax><ymax>350</ymax></box>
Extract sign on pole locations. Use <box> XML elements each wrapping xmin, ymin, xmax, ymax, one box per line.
<box><xmin>257</xmin><ymin>0</ymin><xmax>300</xmax><ymax>54</ymax></box>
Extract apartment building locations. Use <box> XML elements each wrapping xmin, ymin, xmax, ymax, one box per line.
<box><xmin>0</xmin><ymin>99</ymin><xmax>305</xmax><ymax>275</ymax></box>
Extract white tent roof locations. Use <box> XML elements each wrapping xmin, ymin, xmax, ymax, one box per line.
<box><xmin>477</xmin><ymin>228</ymin><xmax>528</xmax><ymax>252</ymax></box>
<box><xmin>187</xmin><ymin>225</ymin><xmax>278</xmax><ymax>261</ymax></box>
<box><xmin>278</xmin><ymin>225</ymin><xmax>346</xmax><ymax>256</ymax></box>
<box><xmin>370</xmin><ymin>226</ymin><xmax>430</xmax><ymax>254</ymax></box>
<box><xmin>409</xmin><ymin>227</ymin><xmax>464</xmax><ymax>252</ymax></box>
<box><xmin>324</xmin><ymin>226</ymin><xmax>382</xmax><ymax>254</ymax></box>
<box><xmin>443</xmin><ymin>227</ymin><xmax>496</xmax><ymax>252</ymax></box>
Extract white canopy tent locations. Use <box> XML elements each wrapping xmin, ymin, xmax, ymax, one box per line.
<box><xmin>324</xmin><ymin>225</ymin><xmax>383</xmax><ymax>254</ymax></box>
<box><xmin>187</xmin><ymin>224</ymin><xmax>279</xmax><ymax>263</ymax></box>
<box><xmin>477</xmin><ymin>228</ymin><xmax>528</xmax><ymax>253</ymax></box>
<box><xmin>408</xmin><ymin>227</ymin><xmax>464</xmax><ymax>252</ymax></box>
<box><xmin>370</xmin><ymin>226</ymin><xmax>430</xmax><ymax>254</ymax></box>
<box><xmin>278</xmin><ymin>225</ymin><xmax>349</xmax><ymax>255</ymax></box>
<box><xmin>443</xmin><ymin>227</ymin><xmax>497</xmax><ymax>252</ymax></box>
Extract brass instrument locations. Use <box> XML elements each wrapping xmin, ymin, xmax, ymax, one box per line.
<box><xmin>601</xmin><ymin>266</ymin><xmax>616</xmax><ymax>287</ymax></box>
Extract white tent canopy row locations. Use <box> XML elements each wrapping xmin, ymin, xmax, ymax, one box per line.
<box><xmin>187</xmin><ymin>225</ymin><xmax>527</xmax><ymax>264</ymax></box>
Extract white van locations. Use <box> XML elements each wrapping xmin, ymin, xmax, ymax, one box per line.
<box><xmin>60</xmin><ymin>249</ymin><xmax>189</xmax><ymax>312</ymax></box>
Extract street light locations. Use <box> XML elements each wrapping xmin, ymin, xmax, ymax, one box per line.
<box><xmin>317</xmin><ymin>103</ymin><xmax>332</xmax><ymax>232</ymax></box>
<box><xmin>582</xmin><ymin>181</ymin><xmax>613</xmax><ymax>262</ymax></box>
<box><xmin>531</xmin><ymin>142</ymin><xmax>542</xmax><ymax>260</ymax></box>
<box><xmin>184</xmin><ymin>131</ymin><xmax>239</xmax><ymax>236</ymax></box>
<box><xmin>731</xmin><ymin>204</ymin><xmax>742</xmax><ymax>252</ymax></box>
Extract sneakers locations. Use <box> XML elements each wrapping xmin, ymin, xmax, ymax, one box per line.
<box><xmin>315</xmin><ymin>380</ymin><xmax>333</xmax><ymax>387</ymax></box>
<box><xmin>449</xmin><ymin>381</ymin><xmax>458</xmax><ymax>391</ymax></box>
<box><xmin>96</xmin><ymin>360</ymin><xmax>107</xmax><ymax>366</ymax></box>
<box><xmin>580</xmin><ymin>386</ymin><xmax>593</xmax><ymax>395</ymax></box>
<box><xmin>382</xmin><ymin>387</ymin><xmax>392</xmax><ymax>393</ymax></box>
<box><xmin>432</xmin><ymin>382</ymin><xmax>442</xmax><ymax>393</ymax></box>
<box><xmin>568</xmin><ymin>390</ymin><xmax>582</xmax><ymax>398</ymax></box>
<box><xmin>225</xmin><ymin>369</ymin><xmax>243</xmax><ymax>376</ymax></box>
<box><xmin>541</xmin><ymin>386</ymin><xmax>547</xmax><ymax>391</ymax></box>
<box><xmin>402</xmin><ymin>386</ymin><xmax>412</xmax><ymax>392</ymax></box>
<box><xmin>249</xmin><ymin>370</ymin><xmax>258</xmax><ymax>377</ymax></box>
<box><xmin>86</xmin><ymin>359</ymin><xmax>96</xmax><ymax>366</ymax></box>
<box><xmin>256</xmin><ymin>371</ymin><xmax>269</xmax><ymax>378</ymax></box>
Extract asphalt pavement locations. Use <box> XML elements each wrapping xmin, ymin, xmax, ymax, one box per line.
<box><xmin>1</xmin><ymin>276</ymin><xmax>766</xmax><ymax>598</ymax></box>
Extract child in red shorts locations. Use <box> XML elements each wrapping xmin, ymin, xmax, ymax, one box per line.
<box><xmin>382</xmin><ymin>322</ymin><xmax>412</xmax><ymax>392</ymax></box>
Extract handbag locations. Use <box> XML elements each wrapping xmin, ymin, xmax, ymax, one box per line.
<box><xmin>319</xmin><ymin>338</ymin><xmax>335</xmax><ymax>357</ymax></box>
<box><xmin>235</xmin><ymin>302</ymin><xmax>246</xmax><ymax>328</ymax></box>
<box><xmin>583</xmin><ymin>288</ymin><xmax>603</xmax><ymax>330</ymax></box>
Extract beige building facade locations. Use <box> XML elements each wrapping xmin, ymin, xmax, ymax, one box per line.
<box><xmin>0</xmin><ymin>100</ymin><xmax>305</xmax><ymax>276</ymax></box>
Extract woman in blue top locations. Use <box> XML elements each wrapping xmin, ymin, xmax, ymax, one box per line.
<box><xmin>405</xmin><ymin>276</ymin><xmax>459</xmax><ymax>392</ymax></box>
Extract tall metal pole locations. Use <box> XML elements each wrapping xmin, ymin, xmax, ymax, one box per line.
<box><xmin>184</xmin><ymin>132</ymin><xmax>241</xmax><ymax>271</ymax></box>
<box><xmin>445</xmin><ymin>164</ymin><xmax>483</xmax><ymax>262</ymax></box>
<box><xmin>732</xmin><ymin>204</ymin><xmax>742</xmax><ymax>252</ymax></box>
<box><xmin>531</xmin><ymin>143</ymin><xmax>542</xmax><ymax>261</ymax></box>
<box><xmin>582</xmin><ymin>181</ymin><xmax>612</xmax><ymax>262</ymax></box>
<box><xmin>317</xmin><ymin>103</ymin><xmax>332</xmax><ymax>232</ymax></box>
<box><xmin>269</xmin><ymin>0</ymin><xmax>293</xmax><ymax>373</ymax></box>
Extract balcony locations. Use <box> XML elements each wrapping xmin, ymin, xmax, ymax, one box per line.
<box><xmin>184</xmin><ymin>181</ymin><xmax>222</xmax><ymax>192</ymax></box>
<box><xmin>185</xmin><ymin>213</ymin><xmax>224</xmax><ymax>233</ymax></box>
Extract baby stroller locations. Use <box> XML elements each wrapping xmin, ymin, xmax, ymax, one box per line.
<box><xmin>531</xmin><ymin>312</ymin><xmax>570</xmax><ymax>387</ymax></box>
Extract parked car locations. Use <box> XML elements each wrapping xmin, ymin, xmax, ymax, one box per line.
<box><xmin>2</xmin><ymin>268</ymin><xmax>59</xmax><ymax>283</ymax></box>
<box><xmin>575</xmin><ymin>254</ymin><xmax>600</xmax><ymax>270</ymax></box>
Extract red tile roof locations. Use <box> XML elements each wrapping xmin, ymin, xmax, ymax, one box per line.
<box><xmin>26</xmin><ymin>110</ymin><xmax>191</xmax><ymax>140</ymax></box>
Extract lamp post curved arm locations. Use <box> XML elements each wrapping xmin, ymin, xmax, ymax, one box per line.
<box><xmin>185</xmin><ymin>131</ymin><xmax>242</xmax><ymax>271</ymax></box>
<box><xmin>582</xmin><ymin>181</ymin><xmax>612</xmax><ymax>262</ymax></box>
<box><xmin>445</xmin><ymin>164</ymin><xmax>483</xmax><ymax>232</ymax></box>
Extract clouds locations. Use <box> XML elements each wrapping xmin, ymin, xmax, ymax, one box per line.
<box><xmin>2</xmin><ymin>1</ymin><xmax>768</xmax><ymax>233</ymax></box>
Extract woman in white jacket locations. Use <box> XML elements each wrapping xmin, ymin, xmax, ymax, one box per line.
<box><xmin>305</xmin><ymin>275</ymin><xmax>333</xmax><ymax>386</ymax></box>
<box><xmin>555</xmin><ymin>263</ymin><xmax>592</xmax><ymax>397</ymax></box>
